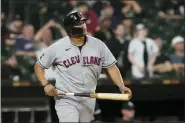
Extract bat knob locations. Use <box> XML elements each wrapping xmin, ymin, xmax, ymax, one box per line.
<box><xmin>58</xmin><ymin>92</ymin><xmax>65</xmax><ymax>95</ymax></box>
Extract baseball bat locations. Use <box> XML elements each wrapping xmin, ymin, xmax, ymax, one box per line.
<box><xmin>58</xmin><ymin>93</ymin><xmax>129</xmax><ymax>101</ymax></box>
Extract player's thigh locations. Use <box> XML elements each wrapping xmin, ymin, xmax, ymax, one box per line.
<box><xmin>79</xmin><ymin>107</ymin><xmax>94</xmax><ymax>122</ymax></box>
<box><xmin>55</xmin><ymin>100</ymin><xmax>79</xmax><ymax>122</ymax></box>
<box><xmin>79</xmin><ymin>99</ymin><xmax>96</xmax><ymax>122</ymax></box>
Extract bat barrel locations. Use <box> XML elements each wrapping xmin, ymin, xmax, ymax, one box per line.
<box><xmin>96</xmin><ymin>93</ymin><xmax>129</xmax><ymax>101</ymax></box>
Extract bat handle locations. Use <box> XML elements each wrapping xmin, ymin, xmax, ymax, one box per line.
<box><xmin>59</xmin><ymin>93</ymin><xmax>91</xmax><ymax>97</ymax></box>
<box><xmin>74</xmin><ymin>93</ymin><xmax>90</xmax><ymax>97</ymax></box>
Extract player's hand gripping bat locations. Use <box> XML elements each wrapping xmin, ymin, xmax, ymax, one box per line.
<box><xmin>58</xmin><ymin>92</ymin><xmax>129</xmax><ymax>101</ymax></box>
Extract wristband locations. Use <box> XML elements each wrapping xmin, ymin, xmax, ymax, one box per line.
<box><xmin>43</xmin><ymin>82</ymin><xmax>50</xmax><ymax>88</ymax></box>
<box><xmin>119</xmin><ymin>84</ymin><xmax>125</xmax><ymax>92</ymax></box>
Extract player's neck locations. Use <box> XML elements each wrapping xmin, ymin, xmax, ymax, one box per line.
<box><xmin>70</xmin><ymin>35</ymin><xmax>85</xmax><ymax>46</ymax></box>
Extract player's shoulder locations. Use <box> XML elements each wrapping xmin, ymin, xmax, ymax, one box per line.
<box><xmin>86</xmin><ymin>35</ymin><xmax>103</xmax><ymax>43</ymax></box>
<box><xmin>55</xmin><ymin>36</ymin><xmax>70</xmax><ymax>44</ymax></box>
<box><xmin>86</xmin><ymin>35</ymin><xmax>105</xmax><ymax>46</ymax></box>
<box><xmin>50</xmin><ymin>36</ymin><xmax>70</xmax><ymax>47</ymax></box>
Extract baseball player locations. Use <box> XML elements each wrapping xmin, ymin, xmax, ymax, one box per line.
<box><xmin>34</xmin><ymin>11</ymin><xmax>132</xmax><ymax>122</ymax></box>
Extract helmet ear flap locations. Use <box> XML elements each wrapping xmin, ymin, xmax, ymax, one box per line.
<box><xmin>66</xmin><ymin>28</ymin><xmax>72</xmax><ymax>36</ymax></box>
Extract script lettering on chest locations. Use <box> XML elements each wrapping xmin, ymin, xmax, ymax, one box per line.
<box><xmin>63</xmin><ymin>55</ymin><xmax>80</xmax><ymax>68</ymax></box>
<box><xmin>56</xmin><ymin>55</ymin><xmax>101</xmax><ymax>68</ymax></box>
<box><xmin>83</xmin><ymin>56</ymin><xmax>101</xmax><ymax>66</ymax></box>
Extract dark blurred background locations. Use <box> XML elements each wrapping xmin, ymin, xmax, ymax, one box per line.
<box><xmin>1</xmin><ymin>0</ymin><xmax>184</xmax><ymax>123</ymax></box>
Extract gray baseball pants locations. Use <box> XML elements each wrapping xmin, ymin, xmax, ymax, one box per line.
<box><xmin>55</xmin><ymin>98</ymin><xmax>96</xmax><ymax>122</ymax></box>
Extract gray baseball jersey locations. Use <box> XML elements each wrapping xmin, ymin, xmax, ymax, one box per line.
<box><xmin>38</xmin><ymin>35</ymin><xmax>116</xmax><ymax>98</ymax></box>
<box><xmin>38</xmin><ymin>35</ymin><xmax>117</xmax><ymax>122</ymax></box>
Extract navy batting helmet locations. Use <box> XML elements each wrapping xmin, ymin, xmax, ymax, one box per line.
<box><xmin>63</xmin><ymin>11</ymin><xmax>88</xmax><ymax>36</ymax></box>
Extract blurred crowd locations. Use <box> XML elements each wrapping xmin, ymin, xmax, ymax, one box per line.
<box><xmin>1</xmin><ymin>0</ymin><xmax>184</xmax><ymax>82</ymax></box>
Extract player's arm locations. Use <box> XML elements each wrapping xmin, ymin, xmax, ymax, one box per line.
<box><xmin>107</xmin><ymin>64</ymin><xmax>132</xmax><ymax>99</ymax></box>
<box><xmin>34</xmin><ymin>63</ymin><xmax>58</xmax><ymax>97</ymax></box>
<box><xmin>101</xmin><ymin>42</ymin><xmax>132</xmax><ymax>99</ymax></box>
<box><xmin>107</xmin><ymin>64</ymin><xmax>124</xmax><ymax>88</ymax></box>
<box><xmin>34</xmin><ymin>63</ymin><xmax>49</xmax><ymax>86</ymax></box>
<box><xmin>34</xmin><ymin>45</ymin><xmax>58</xmax><ymax>96</ymax></box>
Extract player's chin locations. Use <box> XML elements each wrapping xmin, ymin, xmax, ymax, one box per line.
<box><xmin>75</xmin><ymin>33</ymin><xmax>86</xmax><ymax>37</ymax></box>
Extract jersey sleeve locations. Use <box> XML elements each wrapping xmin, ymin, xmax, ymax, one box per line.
<box><xmin>101</xmin><ymin>42</ymin><xmax>117</xmax><ymax>68</ymax></box>
<box><xmin>38</xmin><ymin>45</ymin><xmax>56</xmax><ymax>69</ymax></box>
